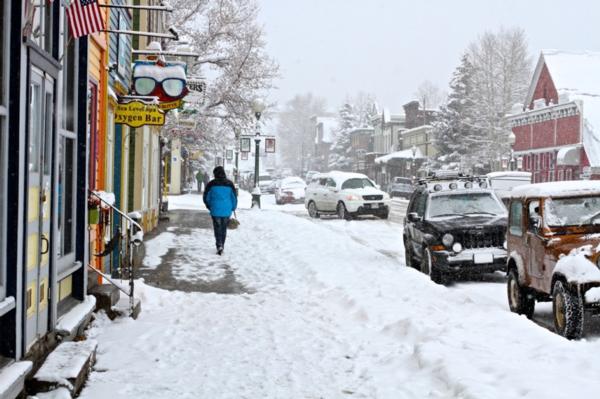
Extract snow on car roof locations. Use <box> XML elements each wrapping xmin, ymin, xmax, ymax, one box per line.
<box><xmin>511</xmin><ymin>180</ymin><xmax>600</xmax><ymax>198</ymax></box>
<box><xmin>487</xmin><ymin>171</ymin><xmax>532</xmax><ymax>179</ymax></box>
<box><xmin>318</xmin><ymin>171</ymin><xmax>369</xmax><ymax>180</ymax></box>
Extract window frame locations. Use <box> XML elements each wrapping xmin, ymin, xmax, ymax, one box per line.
<box><xmin>509</xmin><ymin>200</ymin><xmax>523</xmax><ymax>237</ymax></box>
<box><xmin>0</xmin><ymin>0</ymin><xmax>8</xmax><ymax>301</ymax></box>
<box><xmin>55</xmin><ymin>6</ymin><xmax>78</xmax><ymax>275</ymax></box>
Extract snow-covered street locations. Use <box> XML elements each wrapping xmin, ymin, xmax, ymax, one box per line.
<box><xmin>79</xmin><ymin>193</ymin><xmax>600</xmax><ymax>399</ymax></box>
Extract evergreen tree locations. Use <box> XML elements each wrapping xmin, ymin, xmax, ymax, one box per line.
<box><xmin>432</xmin><ymin>53</ymin><xmax>481</xmax><ymax>170</ymax></box>
<box><xmin>328</xmin><ymin>103</ymin><xmax>358</xmax><ymax>170</ymax></box>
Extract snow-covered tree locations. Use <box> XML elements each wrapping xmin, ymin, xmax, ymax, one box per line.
<box><xmin>276</xmin><ymin>93</ymin><xmax>328</xmax><ymax>173</ymax></box>
<box><xmin>328</xmin><ymin>93</ymin><xmax>378</xmax><ymax>171</ymax></box>
<box><xmin>164</xmin><ymin>0</ymin><xmax>279</xmax><ymax>147</ymax></box>
<box><xmin>328</xmin><ymin>103</ymin><xmax>358</xmax><ymax>171</ymax></box>
<box><xmin>414</xmin><ymin>81</ymin><xmax>446</xmax><ymax>110</ymax></box>
<box><xmin>432</xmin><ymin>53</ymin><xmax>481</xmax><ymax>170</ymax></box>
<box><xmin>468</xmin><ymin>27</ymin><xmax>531</xmax><ymax>171</ymax></box>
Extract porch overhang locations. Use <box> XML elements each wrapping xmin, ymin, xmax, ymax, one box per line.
<box><xmin>557</xmin><ymin>145</ymin><xmax>581</xmax><ymax>166</ymax></box>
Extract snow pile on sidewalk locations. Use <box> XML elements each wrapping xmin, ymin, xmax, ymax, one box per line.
<box><xmin>80</xmin><ymin>208</ymin><xmax>600</xmax><ymax>399</ymax></box>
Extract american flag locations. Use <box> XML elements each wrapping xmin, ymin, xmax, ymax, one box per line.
<box><xmin>66</xmin><ymin>0</ymin><xmax>105</xmax><ymax>38</ymax></box>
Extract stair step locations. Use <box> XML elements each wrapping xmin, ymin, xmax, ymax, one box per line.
<box><xmin>89</xmin><ymin>283</ymin><xmax>121</xmax><ymax>311</ymax></box>
<box><xmin>55</xmin><ymin>296</ymin><xmax>96</xmax><ymax>339</ymax></box>
<box><xmin>0</xmin><ymin>360</ymin><xmax>33</xmax><ymax>399</ymax></box>
<box><xmin>29</xmin><ymin>386</ymin><xmax>71</xmax><ymax>398</ymax></box>
<box><xmin>30</xmin><ymin>340</ymin><xmax>97</xmax><ymax>397</ymax></box>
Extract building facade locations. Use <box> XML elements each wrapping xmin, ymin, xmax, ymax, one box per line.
<box><xmin>507</xmin><ymin>50</ymin><xmax>600</xmax><ymax>183</ymax></box>
<box><xmin>1</xmin><ymin>1</ymin><xmax>91</xmax><ymax>385</ymax></box>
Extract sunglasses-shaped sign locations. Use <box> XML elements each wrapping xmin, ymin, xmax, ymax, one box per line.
<box><xmin>132</xmin><ymin>61</ymin><xmax>189</xmax><ymax>105</ymax></box>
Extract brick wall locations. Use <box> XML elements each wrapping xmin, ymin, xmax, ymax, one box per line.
<box><xmin>529</xmin><ymin>64</ymin><xmax>558</xmax><ymax>109</ymax></box>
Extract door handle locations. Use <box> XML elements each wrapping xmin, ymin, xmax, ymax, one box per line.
<box><xmin>41</xmin><ymin>236</ymin><xmax>49</xmax><ymax>255</ymax></box>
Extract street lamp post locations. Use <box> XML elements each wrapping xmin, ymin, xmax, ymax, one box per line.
<box><xmin>234</xmin><ymin>128</ymin><xmax>240</xmax><ymax>186</ymax></box>
<box><xmin>251</xmin><ymin>99</ymin><xmax>266</xmax><ymax>208</ymax></box>
<box><xmin>411</xmin><ymin>145</ymin><xmax>417</xmax><ymax>178</ymax></box>
<box><xmin>508</xmin><ymin>132</ymin><xmax>516</xmax><ymax>171</ymax></box>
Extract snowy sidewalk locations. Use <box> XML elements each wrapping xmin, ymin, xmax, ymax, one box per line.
<box><xmin>79</xmin><ymin>193</ymin><xmax>600</xmax><ymax>399</ymax></box>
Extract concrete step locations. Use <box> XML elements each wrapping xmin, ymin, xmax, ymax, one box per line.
<box><xmin>0</xmin><ymin>360</ymin><xmax>33</xmax><ymax>399</ymax></box>
<box><xmin>29</xmin><ymin>340</ymin><xmax>97</xmax><ymax>397</ymax></box>
<box><xmin>55</xmin><ymin>296</ymin><xmax>96</xmax><ymax>340</ymax></box>
<box><xmin>29</xmin><ymin>386</ymin><xmax>71</xmax><ymax>398</ymax></box>
<box><xmin>88</xmin><ymin>283</ymin><xmax>121</xmax><ymax>312</ymax></box>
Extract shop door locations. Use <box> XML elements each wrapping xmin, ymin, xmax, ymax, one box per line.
<box><xmin>25</xmin><ymin>67</ymin><xmax>54</xmax><ymax>349</ymax></box>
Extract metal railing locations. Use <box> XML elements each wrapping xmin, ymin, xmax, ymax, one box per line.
<box><xmin>87</xmin><ymin>190</ymin><xmax>143</xmax><ymax>317</ymax></box>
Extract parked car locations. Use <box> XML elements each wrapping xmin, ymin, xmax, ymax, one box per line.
<box><xmin>275</xmin><ymin>176</ymin><xmax>307</xmax><ymax>204</ymax></box>
<box><xmin>403</xmin><ymin>172</ymin><xmax>508</xmax><ymax>284</ymax></box>
<box><xmin>389</xmin><ymin>176</ymin><xmax>414</xmax><ymax>199</ymax></box>
<box><xmin>304</xmin><ymin>171</ymin><xmax>391</xmax><ymax>220</ymax></box>
<box><xmin>258</xmin><ymin>174</ymin><xmax>274</xmax><ymax>193</ymax></box>
<box><xmin>487</xmin><ymin>171</ymin><xmax>532</xmax><ymax>206</ymax></box>
<box><xmin>506</xmin><ymin>181</ymin><xmax>600</xmax><ymax>339</ymax></box>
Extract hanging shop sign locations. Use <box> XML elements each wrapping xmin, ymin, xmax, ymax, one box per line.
<box><xmin>226</xmin><ymin>150</ymin><xmax>234</xmax><ymax>160</ymax></box>
<box><xmin>115</xmin><ymin>100</ymin><xmax>165</xmax><ymax>128</ymax></box>
<box><xmin>241</xmin><ymin>152</ymin><xmax>248</xmax><ymax>160</ymax></box>
<box><xmin>132</xmin><ymin>60</ymin><xmax>189</xmax><ymax>111</ymax></box>
<box><xmin>265</xmin><ymin>138</ymin><xmax>276</xmax><ymax>153</ymax></box>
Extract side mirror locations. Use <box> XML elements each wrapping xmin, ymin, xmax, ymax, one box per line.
<box><xmin>407</xmin><ymin>212</ymin><xmax>422</xmax><ymax>223</ymax></box>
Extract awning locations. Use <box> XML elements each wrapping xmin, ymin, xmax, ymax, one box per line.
<box><xmin>374</xmin><ymin>148</ymin><xmax>424</xmax><ymax>164</ymax></box>
<box><xmin>557</xmin><ymin>146</ymin><xmax>581</xmax><ymax>166</ymax></box>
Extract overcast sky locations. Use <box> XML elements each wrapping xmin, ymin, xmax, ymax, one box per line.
<box><xmin>257</xmin><ymin>0</ymin><xmax>600</xmax><ymax>112</ymax></box>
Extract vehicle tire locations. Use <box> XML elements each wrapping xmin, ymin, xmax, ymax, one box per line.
<box><xmin>337</xmin><ymin>202</ymin><xmax>353</xmax><ymax>221</ymax></box>
<box><xmin>507</xmin><ymin>269</ymin><xmax>535</xmax><ymax>318</ymax></box>
<box><xmin>404</xmin><ymin>241</ymin><xmax>414</xmax><ymax>268</ymax></box>
<box><xmin>307</xmin><ymin>201</ymin><xmax>320</xmax><ymax>219</ymax></box>
<box><xmin>421</xmin><ymin>248</ymin><xmax>445</xmax><ymax>284</ymax></box>
<box><xmin>552</xmin><ymin>280</ymin><xmax>584</xmax><ymax>340</ymax></box>
<box><xmin>379</xmin><ymin>211</ymin><xmax>389</xmax><ymax>220</ymax></box>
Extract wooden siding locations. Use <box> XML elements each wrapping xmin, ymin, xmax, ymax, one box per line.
<box><xmin>108</xmin><ymin>0</ymin><xmax>132</xmax><ymax>94</ymax></box>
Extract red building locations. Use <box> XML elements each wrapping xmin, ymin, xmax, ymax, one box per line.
<box><xmin>508</xmin><ymin>50</ymin><xmax>600</xmax><ymax>182</ymax></box>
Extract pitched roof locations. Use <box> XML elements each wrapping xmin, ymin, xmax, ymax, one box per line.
<box><xmin>525</xmin><ymin>50</ymin><xmax>600</xmax><ymax>167</ymax></box>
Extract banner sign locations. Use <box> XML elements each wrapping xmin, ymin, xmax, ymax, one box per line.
<box><xmin>226</xmin><ymin>150</ymin><xmax>234</xmax><ymax>160</ymax></box>
<box><xmin>265</xmin><ymin>138</ymin><xmax>276</xmax><ymax>153</ymax></box>
<box><xmin>115</xmin><ymin>101</ymin><xmax>165</xmax><ymax>128</ymax></box>
<box><xmin>240</xmin><ymin>137</ymin><xmax>251</xmax><ymax>153</ymax></box>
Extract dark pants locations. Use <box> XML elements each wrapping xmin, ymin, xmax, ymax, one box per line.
<box><xmin>211</xmin><ymin>217</ymin><xmax>229</xmax><ymax>249</ymax></box>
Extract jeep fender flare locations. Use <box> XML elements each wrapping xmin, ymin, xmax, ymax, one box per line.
<box><xmin>551</xmin><ymin>272</ymin><xmax>579</xmax><ymax>294</ymax></box>
<box><xmin>507</xmin><ymin>251</ymin><xmax>526</xmax><ymax>284</ymax></box>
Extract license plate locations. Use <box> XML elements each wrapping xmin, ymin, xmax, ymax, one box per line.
<box><xmin>372</xmin><ymin>203</ymin><xmax>379</xmax><ymax>208</ymax></box>
<box><xmin>474</xmin><ymin>253</ymin><xmax>494</xmax><ymax>264</ymax></box>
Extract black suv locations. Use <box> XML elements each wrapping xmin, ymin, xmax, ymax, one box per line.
<box><xmin>403</xmin><ymin>173</ymin><xmax>508</xmax><ymax>284</ymax></box>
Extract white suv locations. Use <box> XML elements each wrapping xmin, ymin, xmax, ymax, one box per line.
<box><xmin>305</xmin><ymin>172</ymin><xmax>391</xmax><ymax>220</ymax></box>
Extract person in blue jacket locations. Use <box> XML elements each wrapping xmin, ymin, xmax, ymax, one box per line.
<box><xmin>203</xmin><ymin>166</ymin><xmax>238</xmax><ymax>255</ymax></box>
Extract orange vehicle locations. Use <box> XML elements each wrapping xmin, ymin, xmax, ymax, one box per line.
<box><xmin>506</xmin><ymin>181</ymin><xmax>600</xmax><ymax>339</ymax></box>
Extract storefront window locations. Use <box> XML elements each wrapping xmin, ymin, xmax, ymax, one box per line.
<box><xmin>57</xmin><ymin>6</ymin><xmax>77</xmax><ymax>266</ymax></box>
<box><xmin>28</xmin><ymin>0</ymin><xmax>53</xmax><ymax>53</ymax></box>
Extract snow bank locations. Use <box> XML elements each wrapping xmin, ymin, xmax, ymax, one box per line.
<box><xmin>142</xmin><ymin>232</ymin><xmax>176</xmax><ymax>269</ymax></box>
<box><xmin>585</xmin><ymin>287</ymin><xmax>600</xmax><ymax>303</ymax></box>
<box><xmin>35</xmin><ymin>340</ymin><xmax>97</xmax><ymax>390</ymax></box>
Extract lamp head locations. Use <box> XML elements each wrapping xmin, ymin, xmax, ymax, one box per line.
<box><xmin>251</xmin><ymin>99</ymin><xmax>266</xmax><ymax>120</ymax></box>
<box><xmin>508</xmin><ymin>131</ymin><xmax>516</xmax><ymax>145</ymax></box>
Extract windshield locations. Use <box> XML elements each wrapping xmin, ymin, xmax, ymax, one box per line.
<box><xmin>393</xmin><ymin>178</ymin><xmax>412</xmax><ymax>185</ymax></box>
<box><xmin>341</xmin><ymin>178</ymin><xmax>375</xmax><ymax>190</ymax></box>
<box><xmin>544</xmin><ymin>196</ymin><xmax>600</xmax><ymax>227</ymax></box>
<box><xmin>427</xmin><ymin>193</ymin><xmax>506</xmax><ymax>219</ymax></box>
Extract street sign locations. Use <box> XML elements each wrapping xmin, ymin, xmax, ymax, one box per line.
<box><xmin>226</xmin><ymin>150</ymin><xmax>234</xmax><ymax>160</ymax></box>
<box><xmin>115</xmin><ymin>101</ymin><xmax>165</xmax><ymax>128</ymax></box>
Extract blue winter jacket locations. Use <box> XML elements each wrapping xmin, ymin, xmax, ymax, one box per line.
<box><xmin>203</xmin><ymin>178</ymin><xmax>238</xmax><ymax>217</ymax></box>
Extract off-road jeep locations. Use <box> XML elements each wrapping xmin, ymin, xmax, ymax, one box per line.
<box><xmin>506</xmin><ymin>181</ymin><xmax>600</xmax><ymax>339</ymax></box>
